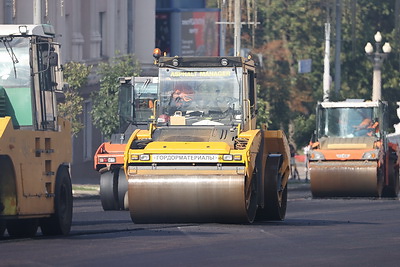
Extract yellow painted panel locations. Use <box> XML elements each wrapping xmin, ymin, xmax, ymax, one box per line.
<box><xmin>143</xmin><ymin>141</ymin><xmax>231</xmax><ymax>154</ymax></box>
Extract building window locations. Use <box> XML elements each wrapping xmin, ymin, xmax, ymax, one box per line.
<box><xmin>83</xmin><ymin>101</ymin><xmax>92</xmax><ymax>161</ymax></box>
<box><xmin>100</xmin><ymin>11</ymin><xmax>106</xmax><ymax>57</ymax></box>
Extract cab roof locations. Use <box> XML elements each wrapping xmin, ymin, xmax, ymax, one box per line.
<box><xmin>0</xmin><ymin>24</ymin><xmax>55</xmax><ymax>38</ymax></box>
<box><xmin>158</xmin><ymin>56</ymin><xmax>254</xmax><ymax>68</ymax></box>
<box><xmin>319</xmin><ymin>100</ymin><xmax>383</xmax><ymax>108</ymax></box>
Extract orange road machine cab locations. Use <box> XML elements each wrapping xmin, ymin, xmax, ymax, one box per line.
<box><xmin>0</xmin><ymin>24</ymin><xmax>72</xmax><ymax>237</ymax></box>
<box><xmin>94</xmin><ymin>76</ymin><xmax>158</xmax><ymax>211</ymax></box>
<box><xmin>309</xmin><ymin>100</ymin><xmax>399</xmax><ymax>198</ymax></box>
<box><xmin>123</xmin><ymin>53</ymin><xmax>291</xmax><ymax>223</ymax></box>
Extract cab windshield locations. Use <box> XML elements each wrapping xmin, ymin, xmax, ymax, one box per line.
<box><xmin>0</xmin><ymin>37</ymin><xmax>30</xmax><ymax>88</ymax></box>
<box><xmin>119</xmin><ymin>78</ymin><xmax>158</xmax><ymax>130</ymax></box>
<box><xmin>318</xmin><ymin>107</ymin><xmax>378</xmax><ymax>138</ymax></box>
<box><xmin>157</xmin><ymin>67</ymin><xmax>242</xmax><ymax>126</ymax></box>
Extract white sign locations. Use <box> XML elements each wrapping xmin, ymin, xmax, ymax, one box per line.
<box><xmin>152</xmin><ymin>154</ymin><xmax>219</xmax><ymax>163</ymax></box>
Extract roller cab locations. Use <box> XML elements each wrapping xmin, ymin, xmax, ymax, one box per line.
<box><xmin>309</xmin><ymin>100</ymin><xmax>399</xmax><ymax>198</ymax></box>
<box><xmin>124</xmin><ymin>56</ymin><xmax>290</xmax><ymax>223</ymax></box>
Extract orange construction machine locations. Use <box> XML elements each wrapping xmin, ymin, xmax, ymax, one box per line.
<box><xmin>94</xmin><ymin>76</ymin><xmax>158</xmax><ymax>210</ymax></box>
<box><xmin>309</xmin><ymin>100</ymin><xmax>399</xmax><ymax>198</ymax></box>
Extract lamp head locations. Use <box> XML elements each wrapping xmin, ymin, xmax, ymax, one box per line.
<box><xmin>382</xmin><ymin>42</ymin><xmax>392</xmax><ymax>53</ymax></box>
<box><xmin>374</xmin><ymin>31</ymin><xmax>382</xmax><ymax>43</ymax></box>
<box><xmin>365</xmin><ymin>42</ymin><xmax>373</xmax><ymax>54</ymax></box>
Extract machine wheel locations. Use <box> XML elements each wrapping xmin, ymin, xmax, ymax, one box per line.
<box><xmin>244</xmin><ymin>174</ymin><xmax>258</xmax><ymax>223</ymax></box>
<box><xmin>117</xmin><ymin>169</ymin><xmax>128</xmax><ymax>210</ymax></box>
<box><xmin>256</xmin><ymin>154</ymin><xmax>287</xmax><ymax>221</ymax></box>
<box><xmin>100</xmin><ymin>171</ymin><xmax>119</xmax><ymax>210</ymax></box>
<box><xmin>41</xmin><ymin>166</ymin><xmax>73</xmax><ymax>236</ymax></box>
<box><xmin>7</xmin><ymin>219</ymin><xmax>38</xmax><ymax>237</ymax></box>
<box><xmin>382</xmin><ymin>164</ymin><xmax>399</xmax><ymax>198</ymax></box>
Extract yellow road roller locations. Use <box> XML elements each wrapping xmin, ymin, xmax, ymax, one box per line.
<box><xmin>0</xmin><ymin>24</ymin><xmax>72</xmax><ymax>237</ymax></box>
<box><xmin>309</xmin><ymin>100</ymin><xmax>399</xmax><ymax>198</ymax></box>
<box><xmin>124</xmin><ymin>54</ymin><xmax>290</xmax><ymax>223</ymax></box>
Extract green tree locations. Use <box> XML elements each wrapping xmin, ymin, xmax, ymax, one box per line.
<box><xmin>91</xmin><ymin>53</ymin><xmax>141</xmax><ymax>138</ymax></box>
<box><xmin>212</xmin><ymin>0</ymin><xmax>400</xmax><ymax>147</ymax></box>
<box><xmin>255</xmin><ymin>0</ymin><xmax>399</xmax><ymax>147</ymax></box>
<box><xmin>58</xmin><ymin>61</ymin><xmax>92</xmax><ymax>136</ymax></box>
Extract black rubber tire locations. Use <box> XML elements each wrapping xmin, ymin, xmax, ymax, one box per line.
<box><xmin>244</xmin><ymin>174</ymin><xmax>258</xmax><ymax>223</ymax></box>
<box><xmin>40</xmin><ymin>166</ymin><xmax>73</xmax><ymax>236</ymax></box>
<box><xmin>117</xmin><ymin>169</ymin><xmax>128</xmax><ymax>210</ymax></box>
<box><xmin>100</xmin><ymin>171</ymin><xmax>119</xmax><ymax>211</ymax></box>
<box><xmin>382</xmin><ymin>165</ymin><xmax>399</xmax><ymax>198</ymax></box>
<box><xmin>7</xmin><ymin>219</ymin><xmax>38</xmax><ymax>237</ymax></box>
<box><xmin>256</xmin><ymin>154</ymin><xmax>287</xmax><ymax>221</ymax></box>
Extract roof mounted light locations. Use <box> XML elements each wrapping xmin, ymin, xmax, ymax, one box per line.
<box><xmin>220</xmin><ymin>58</ymin><xmax>229</xmax><ymax>66</ymax></box>
<box><xmin>153</xmin><ymin>48</ymin><xmax>162</xmax><ymax>64</ymax></box>
<box><xmin>172</xmin><ymin>58</ymin><xmax>179</xmax><ymax>67</ymax></box>
<box><xmin>19</xmin><ymin>25</ymin><xmax>28</xmax><ymax>35</ymax></box>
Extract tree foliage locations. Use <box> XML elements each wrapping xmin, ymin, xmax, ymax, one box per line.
<box><xmin>58</xmin><ymin>61</ymin><xmax>91</xmax><ymax>136</ymax></box>
<box><xmin>211</xmin><ymin>0</ymin><xmax>400</xmax><ymax>149</ymax></box>
<box><xmin>91</xmin><ymin>53</ymin><xmax>141</xmax><ymax>139</ymax></box>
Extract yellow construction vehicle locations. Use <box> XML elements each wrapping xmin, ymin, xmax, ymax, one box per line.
<box><xmin>0</xmin><ymin>24</ymin><xmax>72</xmax><ymax>237</ymax></box>
<box><xmin>309</xmin><ymin>100</ymin><xmax>399</xmax><ymax>198</ymax></box>
<box><xmin>123</xmin><ymin>53</ymin><xmax>290</xmax><ymax>223</ymax></box>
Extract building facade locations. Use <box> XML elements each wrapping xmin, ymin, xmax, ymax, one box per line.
<box><xmin>0</xmin><ymin>0</ymin><xmax>156</xmax><ymax>184</ymax></box>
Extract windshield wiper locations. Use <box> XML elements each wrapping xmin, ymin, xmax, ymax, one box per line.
<box><xmin>0</xmin><ymin>37</ymin><xmax>19</xmax><ymax>78</ymax></box>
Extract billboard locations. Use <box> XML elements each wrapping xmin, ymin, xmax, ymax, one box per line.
<box><xmin>180</xmin><ymin>11</ymin><xmax>220</xmax><ymax>56</ymax></box>
<box><xmin>156</xmin><ymin>9</ymin><xmax>220</xmax><ymax>56</ymax></box>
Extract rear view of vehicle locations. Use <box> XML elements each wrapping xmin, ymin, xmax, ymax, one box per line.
<box><xmin>309</xmin><ymin>100</ymin><xmax>399</xmax><ymax>198</ymax></box>
<box><xmin>94</xmin><ymin>76</ymin><xmax>157</xmax><ymax>210</ymax></box>
<box><xmin>0</xmin><ymin>24</ymin><xmax>72</xmax><ymax>237</ymax></box>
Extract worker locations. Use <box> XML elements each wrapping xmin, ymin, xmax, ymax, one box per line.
<box><xmin>354</xmin><ymin>117</ymin><xmax>378</xmax><ymax>136</ymax></box>
<box><xmin>289</xmin><ymin>144</ymin><xmax>300</xmax><ymax>180</ymax></box>
<box><xmin>168</xmin><ymin>84</ymin><xmax>195</xmax><ymax>114</ymax></box>
<box><xmin>303</xmin><ymin>144</ymin><xmax>310</xmax><ymax>182</ymax></box>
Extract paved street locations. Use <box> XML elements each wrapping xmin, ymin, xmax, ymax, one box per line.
<box><xmin>3</xmin><ymin>180</ymin><xmax>400</xmax><ymax>266</ymax></box>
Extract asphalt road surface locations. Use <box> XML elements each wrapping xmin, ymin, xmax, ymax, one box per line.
<box><xmin>1</xmin><ymin>182</ymin><xmax>399</xmax><ymax>267</ymax></box>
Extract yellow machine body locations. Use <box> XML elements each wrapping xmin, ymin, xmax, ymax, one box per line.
<box><xmin>124</xmin><ymin>56</ymin><xmax>290</xmax><ymax>223</ymax></box>
<box><xmin>0</xmin><ymin>116</ymin><xmax>71</xmax><ymax>217</ymax></box>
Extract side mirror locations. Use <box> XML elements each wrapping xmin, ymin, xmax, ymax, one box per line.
<box><xmin>48</xmin><ymin>51</ymin><xmax>59</xmax><ymax>67</ymax></box>
<box><xmin>55</xmin><ymin>82</ymin><xmax>69</xmax><ymax>94</ymax></box>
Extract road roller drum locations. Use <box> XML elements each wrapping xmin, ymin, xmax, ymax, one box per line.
<box><xmin>128</xmin><ymin>173</ymin><xmax>255</xmax><ymax>223</ymax></box>
<box><xmin>310</xmin><ymin>161</ymin><xmax>380</xmax><ymax>197</ymax></box>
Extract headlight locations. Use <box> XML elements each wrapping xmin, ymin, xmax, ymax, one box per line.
<box><xmin>222</xmin><ymin>154</ymin><xmax>242</xmax><ymax>161</ymax></box>
<box><xmin>139</xmin><ymin>154</ymin><xmax>150</xmax><ymax>161</ymax></box>
<box><xmin>309</xmin><ymin>151</ymin><xmax>325</xmax><ymax>160</ymax></box>
<box><xmin>131</xmin><ymin>154</ymin><xmax>150</xmax><ymax>161</ymax></box>
<box><xmin>223</xmin><ymin>154</ymin><xmax>233</xmax><ymax>161</ymax></box>
<box><xmin>362</xmin><ymin>150</ymin><xmax>379</xmax><ymax>160</ymax></box>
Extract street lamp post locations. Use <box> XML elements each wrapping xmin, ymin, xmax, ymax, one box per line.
<box><xmin>365</xmin><ymin>31</ymin><xmax>391</xmax><ymax>101</ymax></box>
